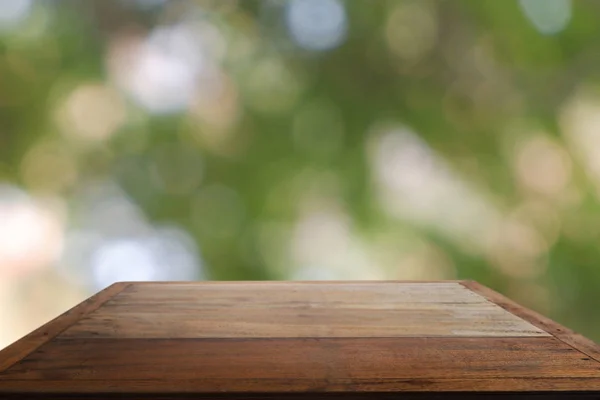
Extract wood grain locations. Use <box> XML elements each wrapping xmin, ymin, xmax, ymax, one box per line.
<box><xmin>1</xmin><ymin>281</ymin><xmax>600</xmax><ymax>398</ymax></box>
<box><xmin>2</xmin><ymin>394</ymin><xmax>600</xmax><ymax>400</ymax></box>
<box><xmin>59</xmin><ymin>282</ymin><xmax>547</xmax><ymax>338</ymax></box>
<box><xmin>2</xmin><ymin>337</ymin><xmax>600</xmax><ymax>392</ymax></box>
<box><xmin>462</xmin><ymin>281</ymin><xmax>600</xmax><ymax>363</ymax></box>
<box><xmin>0</xmin><ymin>282</ymin><xmax>130</xmax><ymax>373</ymax></box>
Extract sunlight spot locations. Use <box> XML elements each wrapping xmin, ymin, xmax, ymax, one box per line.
<box><xmin>59</xmin><ymin>181</ymin><xmax>203</xmax><ymax>289</ymax></box>
<box><xmin>0</xmin><ymin>185</ymin><xmax>63</xmax><ymax>278</ymax></box>
<box><xmin>291</xmin><ymin>199</ymin><xmax>383</xmax><ymax>280</ymax></box>
<box><xmin>519</xmin><ymin>0</ymin><xmax>571</xmax><ymax>35</ymax></box>
<box><xmin>368</xmin><ymin>124</ymin><xmax>500</xmax><ymax>251</ymax></box>
<box><xmin>514</xmin><ymin>135</ymin><xmax>572</xmax><ymax>197</ymax></box>
<box><xmin>57</xmin><ymin>83</ymin><xmax>127</xmax><ymax>143</ymax></box>
<box><xmin>0</xmin><ymin>0</ymin><xmax>32</xmax><ymax>30</ymax></box>
<box><xmin>108</xmin><ymin>21</ymin><xmax>226</xmax><ymax>115</ymax></box>
<box><xmin>286</xmin><ymin>0</ymin><xmax>348</xmax><ymax>51</ymax></box>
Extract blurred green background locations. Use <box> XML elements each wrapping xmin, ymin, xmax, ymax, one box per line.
<box><xmin>2</xmin><ymin>0</ymin><xmax>600</xmax><ymax>349</ymax></box>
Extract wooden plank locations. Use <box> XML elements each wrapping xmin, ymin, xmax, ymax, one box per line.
<box><xmin>0</xmin><ymin>282</ymin><xmax>130</xmax><ymax>373</ymax></box>
<box><xmin>1</xmin><ymin>393</ymin><xmax>600</xmax><ymax>400</ymax></box>
<box><xmin>3</xmin><ymin>379</ymin><xmax>600</xmax><ymax>395</ymax></box>
<box><xmin>461</xmin><ymin>281</ymin><xmax>600</xmax><ymax>363</ymax></box>
<box><xmin>59</xmin><ymin>282</ymin><xmax>547</xmax><ymax>338</ymax></box>
<box><xmin>3</xmin><ymin>281</ymin><xmax>600</xmax><ymax>397</ymax></box>
<box><xmin>2</xmin><ymin>337</ymin><xmax>599</xmax><ymax>393</ymax></box>
<box><xmin>108</xmin><ymin>282</ymin><xmax>488</xmax><ymax>305</ymax></box>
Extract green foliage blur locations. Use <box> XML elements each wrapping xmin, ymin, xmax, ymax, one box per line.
<box><xmin>1</xmin><ymin>0</ymin><xmax>600</xmax><ymax>341</ymax></box>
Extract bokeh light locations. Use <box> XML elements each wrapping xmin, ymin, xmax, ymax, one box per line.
<box><xmin>519</xmin><ymin>0</ymin><xmax>572</xmax><ymax>35</ymax></box>
<box><xmin>58</xmin><ymin>181</ymin><xmax>203</xmax><ymax>290</ymax></box>
<box><xmin>0</xmin><ymin>185</ymin><xmax>63</xmax><ymax>279</ymax></box>
<box><xmin>291</xmin><ymin>201</ymin><xmax>381</xmax><ymax>281</ymax></box>
<box><xmin>91</xmin><ymin>228</ymin><xmax>201</xmax><ymax>290</ymax></box>
<box><xmin>108</xmin><ymin>18</ymin><xmax>227</xmax><ymax>115</ymax></box>
<box><xmin>385</xmin><ymin>1</ymin><xmax>437</xmax><ymax>63</ymax></box>
<box><xmin>2</xmin><ymin>0</ymin><xmax>600</xmax><ymax>351</ymax></box>
<box><xmin>57</xmin><ymin>83</ymin><xmax>127</xmax><ymax>143</ymax></box>
<box><xmin>513</xmin><ymin>135</ymin><xmax>572</xmax><ymax>197</ymax></box>
<box><xmin>285</xmin><ymin>0</ymin><xmax>348</xmax><ymax>51</ymax></box>
<box><xmin>0</xmin><ymin>0</ymin><xmax>32</xmax><ymax>30</ymax></box>
<box><xmin>369</xmin><ymin>125</ymin><xmax>499</xmax><ymax>251</ymax></box>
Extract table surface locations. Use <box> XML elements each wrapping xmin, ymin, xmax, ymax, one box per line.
<box><xmin>1</xmin><ymin>280</ymin><xmax>599</xmax><ymax>399</ymax></box>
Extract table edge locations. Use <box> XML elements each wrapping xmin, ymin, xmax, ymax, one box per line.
<box><xmin>0</xmin><ymin>282</ymin><xmax>131</xmax><ymax>373</ymax></box>
<box><xmin>461</xmin><ymin>280</ymin><xmax>600</xmax><ymax>364</ymax></box>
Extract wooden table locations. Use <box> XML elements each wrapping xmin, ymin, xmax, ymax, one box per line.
<box><xmin>1</xmin><ymin>281</ymin><xmax>599</xmax><ymax>399</ymax></box>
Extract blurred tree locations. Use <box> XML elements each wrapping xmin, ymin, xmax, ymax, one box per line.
<box><xmin>1</xmin><ymin>0</ymin><xmax>600</xmax><ymax>341</ymax></box>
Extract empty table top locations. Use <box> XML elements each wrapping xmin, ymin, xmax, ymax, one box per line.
<box><xmin>1</xmin><ymin>280</ymin><xmax>599</xmax><ymax>399</ymax></box>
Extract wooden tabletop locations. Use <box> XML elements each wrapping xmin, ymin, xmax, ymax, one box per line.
<box><xmin>1</xmin><ymin>280</ymin><xmax>599</xmax><ymax>399</ymax></box>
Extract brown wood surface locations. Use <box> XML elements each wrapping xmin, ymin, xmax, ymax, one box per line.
<box><xmin>60</xmin><ymin>282</ymin><xmax>546</xmax><ymax>338</ymax></box>
<box><xmin>0</xmin><ymin>282</ymin><xmax>129</xmax><ymax>373</ymax></box>
<box><xmin>2</xmin><ymin>337</ymin><xmax>599</xmax><ymax>390</ymax></box>
<box><xmin>462</xmin><ymin>280</ymin><xmax>600</xmax><ymax>364</ymax></box>
<box><xmin>1</xmin><ymin>394</ymin><xmax>600</xmax><ymax>400</ymax></box>
<box><xmin>1</xmin><ymin>280</ymin><xmax>599</xmax><ymax>399</ymax></box>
